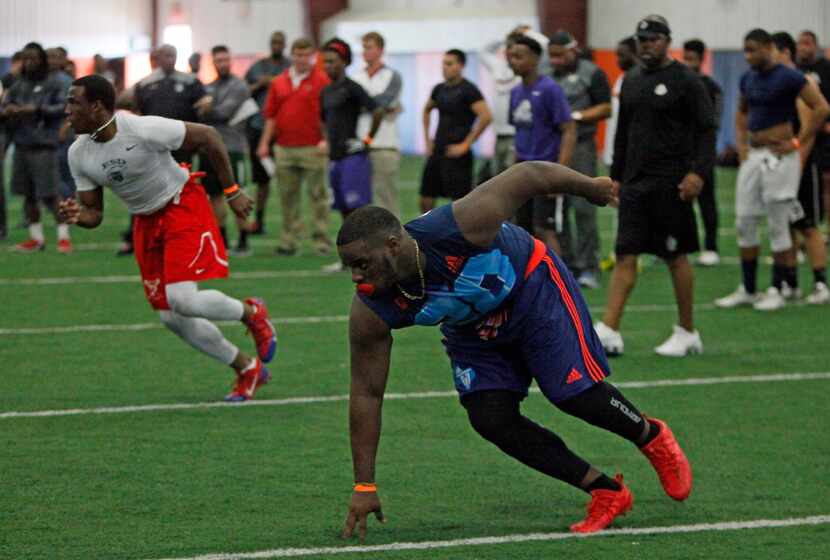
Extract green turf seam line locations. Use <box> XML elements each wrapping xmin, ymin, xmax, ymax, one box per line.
<box><xmin>146</xmin><ymin>514</ymin><xmax>830</xmax><ymax>559</ymax></box>
<box><xmin>2</xmin><ymin>372</ymin><xmax>828</xmax><ymax>420</ymax></box>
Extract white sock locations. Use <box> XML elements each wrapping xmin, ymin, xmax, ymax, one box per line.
<box><xmin>165</xmin><ymin>281</ymin><xmax>245</xmax><ymax>321</ymax></box>
<box><xmin>57</xmin><ymin>223</ymin><xmax>70</xmax><ymax>241</ymax></box>
<box><xmin>29</xmin><ymin>223</ymin><xmax>44</xmax><ymax>243</ymax></box>
<box><xmin>159</xmin><ymin>310</ymin><xmax>238</xmax><ymax>365</ymax></box>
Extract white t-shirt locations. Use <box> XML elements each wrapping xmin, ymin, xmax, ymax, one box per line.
<box><xmin>352</xmin><ymin>65</ymin><xmax>401</xmax><ymax>150</ymax></box>
<box><xmin>69</xmin><ymin>112</ymin><xmax>189</xmax><ymax>215</ymax></box>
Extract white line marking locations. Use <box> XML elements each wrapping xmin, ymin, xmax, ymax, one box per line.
<box><xmin>0</xmin><ymin>303</ymin><xmax>720</xmax><ymax>337</ymax></box>
<box><xmin>0</xmin><ymin>269</ymin><xmax>336</xmax><ymax>286</ymax></box>
<box><xmin>0</xmin><ymin>315</ymin><xmax>349</xmax><ymax>336</ymax></box>
<box><xmin>147</xmin><ymin>515</ymin><xmax>830</xmax><ymax>559</ymax></box>
<box><xmin>2</xmin><ymin>372</ymin><xmax>828</xmax><ymax>420</ymax></box>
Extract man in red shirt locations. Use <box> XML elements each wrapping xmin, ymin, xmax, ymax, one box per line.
<box><xmin>257</xmin><ymin>38</ymin><xmax>331</xmax><ymax>256</ymax></box>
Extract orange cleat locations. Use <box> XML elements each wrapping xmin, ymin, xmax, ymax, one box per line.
<box><xmin>13</xmin><ymin>239</ymin><xmax>45</xmax><ymax>253</ymax></box>
<box><xmin>570</xmin><ymin>474</ymin><xmax>633</xmax><ymax>533</ymax></box>
<box><xmin>640</xmin><ymin>417</ymin><xmax>693</xmax><ymax>501</ymax></box>
<box><xmin>243</xmin><ymin>297</ymin><xmax>277</xmax><ymax>363</ymax></box>
<box><xmin>225</xmin><ymin>358</ymin><xmax>271</xmax><ymax>402</ymax></box>
<box><xmin>57</xmin><ymin>239</ymin><xmax>73</xmax><ymax>254</ymax></box>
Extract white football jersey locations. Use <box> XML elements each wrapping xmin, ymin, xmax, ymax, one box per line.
<box><xmin>69</xmin><ymin>112</ymin><xmax>189</xmax><ymax>215</ymax></box>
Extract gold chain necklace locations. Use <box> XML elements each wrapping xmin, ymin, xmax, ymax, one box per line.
<box><xmin>396</xmin><ymin>240</ymin><xmax>425</xmax><ymax>300</ymax></box>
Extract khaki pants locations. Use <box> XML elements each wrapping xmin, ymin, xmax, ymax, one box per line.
<box><xmin>369</xmin><ymin>148</ymin><xmax>401</xmax><ymax>217</ymax></box>
<box><xmin>275</xmin><ymin>145</ymin><xmax>330</xmax><ymax>252</ymax></box>
<box><xmin>493</xmin><ymin>135</ymin><xmax>515</xmax><ymax>175</ymax></box>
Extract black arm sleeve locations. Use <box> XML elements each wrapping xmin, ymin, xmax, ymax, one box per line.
<box><xmin>354</xmin><ymin>81</ymin><xmax>378</xmax><ymax>111</ymax></box>
<box><xmin>588</xmin><ymin>68</ymin><xmax>612</xmax><ymax>105</ymax></box>
<box><xmin>610</xmin><ymin>78</ymin><xmax>630</xmax><ymax>181</ymax></box>
<box><xmin>688</xmin><ymin>76</ymin><xmax>717</xmax><ymax>177</ymax></box>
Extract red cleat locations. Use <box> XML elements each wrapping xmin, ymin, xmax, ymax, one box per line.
<box><xmin>640</xmin><ymin>417</ymin><xmax>693</xmax><ymax>501</ymax></box>
<box><xmin>225</xmin><ymin>358</ymin><xmax>271</xmax><ymax>402</ymax></box>
<box><xmin>570</xmin><ymin>474</ymin><xmax>633</xmax><ymax>533</ymax></box>
<box><xmin>243</xmin><ymin>297</ymin><xmax>277</xmax><ymax>363</ymax></box>
<box><xmin>13</xmin><ymin>239</ymin><xmax>45</xmax><ymax>253</ymax></box>
<box><xmin>57</xmin><ymin>239</ymin><xmax>73</xmax><ymax>254</ymax></box>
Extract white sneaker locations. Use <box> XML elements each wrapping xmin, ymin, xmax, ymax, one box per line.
<box><xmin>697</xmin><ymin>250</ymin><xmax>720</xmax><ymax>266</ymax></box>
<box><xmin>577</xmin><ymin>271</ymin><xmax>600</xmax><ymax>289</ymax></box>
<box><xmin>321</xmin><ymin>261</ymin><xmax>345</xmax><ymax>273</ymax></box>
<box><xmin>753</xmin><ymin>287</ymin><xmax>786</xmax><ymax>311</ymax></box>
<box><xmin>806</xmin><ymin>282</ymin><xmax>829</xmax><ymax>305</ymax></box>
<box><xmin>594</xmin><ymin>321</ymin><xmax>624</xmax><ymax>356</ymax></box>
<box><xmin>714</xmin><ymin>285</ymin><xmax>760</xmax><ymax>308</ymax></box>
<box><xmin>654</xmin><ymin>325</ymin><xmax>703</xmax><ymax>357</ymax></box>
<box><xmin>780</xmin><ymin>282</ymin><xmax>802</xmax><ymax>301</ymax></box>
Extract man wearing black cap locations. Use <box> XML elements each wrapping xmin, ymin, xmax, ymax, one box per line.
<box><xmin>549</xmin><ymin>30</ymin><xmax>612</xmax><ymax>289</ymax></box>
<box><xmin>594</xmin><ymin>15</ymin><xmax>717</xmax><ymax>358</ymax></box>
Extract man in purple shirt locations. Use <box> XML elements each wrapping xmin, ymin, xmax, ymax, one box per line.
<box><xmin>508</xmin><ymin>35</ymin><xmax>575</xmax><ymax>254</ymax></box>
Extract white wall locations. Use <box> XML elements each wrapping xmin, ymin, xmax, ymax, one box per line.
<box><xmin>322</xmin><ymin>0</ymin><xmax>537</xmax><ymax>53</ymax></box>
<box><xmin>0</xmin><ymin>0</ymin><xmax>151</xmax><ymax>57</ymax></box>
<box><xmin>348</xmin><ymin>0</ymin><xmax>531</xmax><ymax>18</ymax></box>
<box><xmin>157</xmin><ymin>0</ymin><xmax>307</xmax><ymax>55</ymax></box>
<box><xmin>589</xmin><ymin>0</ymin><xmax>830</xmax><ymax>49</ymax></box>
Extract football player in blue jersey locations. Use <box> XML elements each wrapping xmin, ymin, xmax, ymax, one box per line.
<box><xmin>336</xmin><ymin>160</ymin><xmax>693</xmax><ymax>539</ymax></box>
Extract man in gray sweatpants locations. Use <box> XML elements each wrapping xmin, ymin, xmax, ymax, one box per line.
<box><xmin>549</xmin><ymin>31</ymin><xmax>612</xmax><ymax>288</ymax></box>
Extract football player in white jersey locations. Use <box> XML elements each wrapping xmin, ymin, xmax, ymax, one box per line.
<box><xmin>58</xmin><ymin>75</ymin><xmax>277</xmax><ymax>402</ymax></box>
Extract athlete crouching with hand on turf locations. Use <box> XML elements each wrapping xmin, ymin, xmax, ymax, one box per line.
<box><xmin>337</xmin><ymin>161</ymin><xmax>693</xmax><ymax>540</ymax></box>
<box><xmin>58</xmin><ymin>74</ymin><xmax>277</xmax><ymax>402</ymax></box>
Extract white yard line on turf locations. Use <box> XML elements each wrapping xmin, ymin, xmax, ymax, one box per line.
<box><xmin>1</xmin><ymin>372</ymin><xmax>828</xmax><ymax>420</ymax></box>
<box><xmin>0</xmin><ymin>303</ymin><xmax>719</xmax><ymax>336</ymax></box>
<box><xmin>0</xmin><ymin>269</ymin><xmax>334</xmax><ymax>285</ymax></box>
<box><xmin>48</xmin><ymin>226</ymin><xmax>740</xmax><ymax>252</ymax></box>
<box><xmin>0</xmin><ymin>255</ymin><xmax>760</xmax><ymax>286</ymax></box>
<box><xmin>0</xmin><ymin>314</ymin><xmax>350</xmax><ymax>335</ymax></box>
<box><xmin>147</xmin><ymin>515</ymin><xmax>830</xmax><ymax>559</ymax></box>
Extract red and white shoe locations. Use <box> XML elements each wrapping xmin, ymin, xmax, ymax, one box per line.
<box><xmin>57</xmin><ymin>239</ymin><xmax>73</xmax><ymax>254</ymax></box>
<box><xmin>13</xmin><ymin>239</ymin><xmax>45</xmax><ymax>253</ymax></box>
<box><xmin>570</xmin><ymin>474</ymin><xmax>633</xmax><ymax>533</ymax></box>
<box><xmin>640</xmin><ymin>417</ymin><xmax>693</xmax><ymax>501</ymax></box>
<box><xmin>224</xmin><ymin>358</ymin><xmax>271</xmax><ymax>402</ymax></box>
<box><xmin>243</xmin><ymin>297</ymin><xmax>277</xmax><ymax>363</ymax></box>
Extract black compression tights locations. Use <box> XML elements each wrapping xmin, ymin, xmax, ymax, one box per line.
<box><xmin>460</xmin><ymin>383</ymin><xmax>648</xmax><ymax>490</ymax></box>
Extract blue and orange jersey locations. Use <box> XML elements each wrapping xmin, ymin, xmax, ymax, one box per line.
<box><xmin>358</xmin><ymin>204</ymin><xmax>534</xmax><ymax>339</ymax></box>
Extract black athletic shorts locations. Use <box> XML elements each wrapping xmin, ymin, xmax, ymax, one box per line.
<box><xmin>247</xmin><ymin>126</ymin><xmax>271</xmax><ymax>185</ymax></box>
<box><xmin>816</xmin><ymin>134</ymin><xmax>830</xmax><ymax>172</ymax></box>
<box><xmin>532</xmin><ymin>195</ymin><xmax>566</xmax><ymax>231</ymax></box>
<box><xmin>420</xmin><ymin>153</ymin><xmax>474</xmax><ymax>200</ymax></box>
<box><xmin>615</xmin><ymin>174</ymin><xmax>700</xmax><ymax>258</ymax></box>
<box><xmin>793</xmin><ymin>151</ymin><xmax>825</xmax><ymax>230</ymax></box>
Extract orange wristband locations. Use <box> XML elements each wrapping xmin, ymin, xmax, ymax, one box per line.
<box><xmin>792</xmin><ymin>138</ymin><xmax>801</xmax><ymax>149</ymax></box>
<box><xmin>354</xmin><ymin>483</ymin><xmax>377</xmax><ymax>493</ymax></box>
<box><xmin>363</xmin><ymin>135</ymin><xmax>373</xmax><ymax>146</ymax></box>
<box><xmin>223</xmin><ymin>183</ymin><xmax>240</xmax><ymax>196</ymax></box>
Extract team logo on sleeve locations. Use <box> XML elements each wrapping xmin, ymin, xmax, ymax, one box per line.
<box><xmin>102</xmin><ymin>158</ymin><xmax>128</xmax><ymax>183</ymax></box>
<box><xmin>654</xmin><ymin>83</ymin><xmax>668</xmax><ymax>96</ymax></box>
<box><xmin>453</xmin><ymin>364</ymin><xmax>477</xmax><ymax>391</ymax></box>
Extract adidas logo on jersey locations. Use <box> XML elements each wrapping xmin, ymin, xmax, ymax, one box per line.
<box><xmin>566</xmin><ymin>369</ymin><xmax>583</xmax><ymax>384</ymax></box>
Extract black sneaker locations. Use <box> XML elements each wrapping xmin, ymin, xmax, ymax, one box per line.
<box><xmin>274</xmin><ymin>246</ymin><xmax>296</xmax><ymax>256</ymax></box>
<box><xmin>116</xmin><ymin>242</ymin><xmax>134</xmax><ymax>256</ymax></box>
